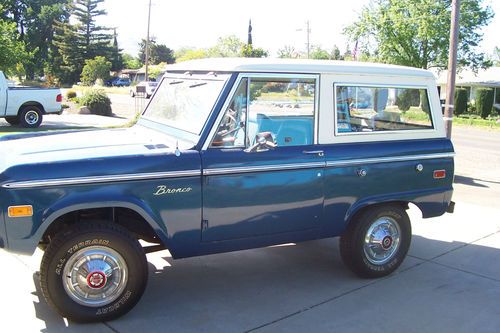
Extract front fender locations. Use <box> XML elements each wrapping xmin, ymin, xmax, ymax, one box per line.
<box><xmin>7</xmin><ymin>193</ymin><xmax>169</xmax><ymax>256</ymax></box>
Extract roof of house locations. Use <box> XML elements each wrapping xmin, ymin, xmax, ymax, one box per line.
<box><xmin>165</xmin><ymin>58</ymin><xmax>435</xmax><ymax>78</ymax></box>
<box><xmin>436</xmin><ymin>67</ymin><xmax>500</xmax><ymax>87</ymax></box>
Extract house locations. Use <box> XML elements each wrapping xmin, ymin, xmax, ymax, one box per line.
<box><xmin>120</xmin><ymin>66</ymin><xmax>167</xmax><ymax>83</ymax></box>
<box><xmin>436</xmin><ymin>67</ymin><xmax>500</xmax><ymax>110</ymax></box>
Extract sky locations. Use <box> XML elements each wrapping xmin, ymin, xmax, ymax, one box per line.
<box><xmin>100</xmin><ymin>0</ymin><xmax>500</xmax><ymax>58</ymax></box>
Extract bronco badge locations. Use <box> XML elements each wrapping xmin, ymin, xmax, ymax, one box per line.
<box><xmin>154</xmin><ymin>186</ymin><xmax>192</xmax><ymax>196</ymax></box>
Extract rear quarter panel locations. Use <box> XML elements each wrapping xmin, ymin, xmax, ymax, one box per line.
<box><xmin>6</xmin><ymin>88</ymin><xmax>61</xmax><ymax>115</ymax></box>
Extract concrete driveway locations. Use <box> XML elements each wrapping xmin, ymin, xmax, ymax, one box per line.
<box><xmin>0</xmin><ymin>107</ymin><xmax>498</xmax><ymax>331</ymax></box>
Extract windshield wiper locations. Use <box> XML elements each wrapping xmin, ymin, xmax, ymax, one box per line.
<box><xmin>189</xmin><ymin>82</ymin><xmax>207</xmax><ymax>88</ymax></box>
<box><xmin>170</xmin><ymin>81</ymin><xmax>184</xmax><ymax>85</ymax></box>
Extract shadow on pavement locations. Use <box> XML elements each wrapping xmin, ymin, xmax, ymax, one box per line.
<box><xmin>30</xmin><ymin>234</ymin><xmax>500</xmax><ymax>332</ymax></box>
<box><xmin>454</xmin><ymin>175</ymin><xmax>489</xmax><ymax>188</ymax></box>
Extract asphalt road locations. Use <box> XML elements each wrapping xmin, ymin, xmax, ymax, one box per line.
<box><xmin>0</xmin><ymin>102</ymin><xmax>499</xmax><ymax>332</ymax></box>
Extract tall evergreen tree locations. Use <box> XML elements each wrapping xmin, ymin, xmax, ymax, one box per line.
<box><xmin>110</xmin><ymin>28</ymin><xmax>123</xmax><ymax>71</ymax></box>
<box><xmin>71</xmin><ymin>0</ymin><xmax>112</xmax><ymax>59</ymax></box>
<box><xmin>51</xmin><ymin>19</ymin><xmax>85</xmax><ymax>83</ymax></box>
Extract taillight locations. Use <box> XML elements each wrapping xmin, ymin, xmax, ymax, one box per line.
<box><xmin>433</xmin><ymin>170</ymin><xmax>446</xmax><ymax>179</ymax></box>
<box><xmin>56</xmin><ymin>94</ymin><xmax>62</xmax><ymax>102</ymax></box>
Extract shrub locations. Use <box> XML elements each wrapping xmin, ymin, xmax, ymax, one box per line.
<box><xmin>475</xmin><ymin>88</ymin><xmax>494</xmax><ymax>119</ymax></box>
<box><xmin>66</xmin><ymin>89</ymin><xmax>77</xmax><ymax>100</ymax></box>
<box><xmin>454</xmin><ymin>88</ymin><xmax>468</xmax><ymax>116</ymax></box>
<box><xmin>396</xmin><ymin>89</ymin><xmax>412</xmax><ymax>112</ymax></box>
<box><xmin>467</xmin><ymin>102</ymin><xmax>476</xmax><ymax>114</ymax></box>
<box><xmin>80</xmin><ymin>56</ymin><xmax>112</xmax><ymax>86</ymax></box>
<box><xmin>79</xmin><ymin>89</ymin><xmax>112</xmax><ymax>116</ymax></box>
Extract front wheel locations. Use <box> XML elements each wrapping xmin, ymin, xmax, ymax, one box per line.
<box><xmin>19</xmin><ymin>106</ymin><xmax>43</xmax><ymax>128</ymax></box>
<box><xmin>40</xmin><ymin>222</ymin><xmax>148</xmax><ymax>322</ymax></box>
<box><xmin>340</xmin><ymin>205</ymin><xmax>411</xmax><ymax>278</ymax></box>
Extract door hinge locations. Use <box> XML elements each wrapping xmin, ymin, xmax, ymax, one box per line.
<box><xmin>202</xmin><ymin>219</ymin><xmax>209</xmax><ymax>231</ymax></box>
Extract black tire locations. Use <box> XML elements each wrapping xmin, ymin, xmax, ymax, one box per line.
<box><xmin>5</xmin><ymin>116</ymin><xmax>20</xmax><ymax>126</ymax></box>
<box><xmin>339</xmin><ymin>205</ymin><xmax>411</xmax><ymax>278</ymax></box>
<box><xmin>40</xmin><ymin>222</ymin><xmax>148</xmax><ymax>322</ymax></box>
<box><xmin>19</xmin><ymin>105</ymin><xmax>43</xmax><ymax>128</ymax></box>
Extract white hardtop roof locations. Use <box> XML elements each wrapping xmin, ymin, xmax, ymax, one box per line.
<box><xmin>165</xmin><ymin>58</ymin><xmax>434</xmax><ymax>78</ymax></box>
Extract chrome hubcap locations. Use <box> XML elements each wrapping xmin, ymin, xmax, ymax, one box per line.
<box><xmin>62</xmin><ymin>246</ymin><xmax>128</xmax><ymax>307</ymax></box>
<box><xmin>364</xmin><ymin>217</ymin><xmax>401</xmax><ymax>265</ymax></box>
<box><xmin>25</xmin><ymin>110</ymin><xmax>39</xmax><ymax>125</ymax></box>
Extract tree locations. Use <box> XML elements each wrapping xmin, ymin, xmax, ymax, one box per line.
<box><xmin>241</xmin><ymin>45</ymin><xmax>268</xmax><ymax>58</ymax></box>
<box><xmin>330</xmin><ymin>45</ymin><xmax>343</xmax><ymax>60</ymax></box>
<box><xmin>310</xmin><ymin>45</ymin><xmax>330</xmax><ymax>60</ymax></box>
<box><xmin>50</xmin><ymin>20</ymin><xmax>85</xmax><ymax>84</ymax></box>
<box><xmin>71</xmin><ymin>0</ymin><xmax>113</xmax><ymax>60</ymax></box>
<box><xmin>48</xmin><ymin>0</ymin><xmax>116</xmax><ymax>84</ymax></box>
<box><xmin>110</xmin><ymin>28</ymin><xmax>123</xmax><ymax>71</ymax></box>
<box><xmin>24</xmin><ymin>1</ymin><xmax>69</xmax><ymax>79</ymax></box>
<box><xmin>0</xmin><ymin>18</ymin><xmax>30</xmax><ymax>76</ymax></box>
<box><xmin>175</xmin><ymin>47</ymin><xmax>209</xmax><ymax>62</ymax></box>
<box><xmin>1</xmin><ymin>0</ymin><xmax>69</xmax><ymax>79</ymax></box>
<box><xmin>122</xmin><ymin>53</ymin><xmax>141</xmax><ymax>69</ymax></box>
<box><xmin>345</xmin><ymin>0</ymin><xmax>494</xmax><ymax>70</ymax></box>
<box><xmin>80</xmin><ymin>56</ymin><xmax>111</xmax><ymax>85</ymax></box>
<box><xmin>208</xmin><ymin>35</ymin><xmax>245</xmax><ymax>57</ymax></box>
<box><xmin>138</xmin><ymin>38</ymin><xmax>175</xmax><ymax>65</ymax></box>
<box><xmin>277</xmin><ymin>45</ymin><xmax>300</xmax><ymax>59</ymax></box>
<box><xmin>493</xmin><ymin>46</ymin><xmax>500</xmax><ymax>66</ymax></box>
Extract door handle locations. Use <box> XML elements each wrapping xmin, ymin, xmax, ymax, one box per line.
<box><xmin>303</xmin><ymin>150</ymin><xmax>324</xmax><ymax>157</ymax></box>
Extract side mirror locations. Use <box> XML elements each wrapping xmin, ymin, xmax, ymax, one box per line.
<box><xmin>244</xmin><ymin>132</ymin><xmax>277</xmax><ymax>153</ymax></box>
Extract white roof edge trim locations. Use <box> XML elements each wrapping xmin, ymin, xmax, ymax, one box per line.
<box><xmin>166</xmin><ymin>58</ymin><xmax>435</xmax><ymax>79</ymax></box>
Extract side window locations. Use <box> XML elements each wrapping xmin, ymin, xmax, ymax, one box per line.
<box><xmin>335</xmin><ymin>85</ymin><xmax>433</xmax><ymax>134</ymax></box>
<box><xmin>211</xmin><ymin>78</ymin><xmax>248</xmax><ymax>147</ymax></box>
<box><xmin>211</xmin><ymin>77</ymin><xmax>316</xmax><ymax>148</ymax></box>
<box><xmin>248</xmin><ymin>78</ymin><xmax>315</xmax><ymax>146</ymax></box>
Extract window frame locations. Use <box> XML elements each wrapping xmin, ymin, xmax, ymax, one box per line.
<box><xmin>203</xmin><ymin>73</ymin><xmax>320</xmax><ymax>150</ymax></box>
<box><xmin>333</xmin><ymin>82</ymin><xmax>436</xmax><ymax>137</ymax></box>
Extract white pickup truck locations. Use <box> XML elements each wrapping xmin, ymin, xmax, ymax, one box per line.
<box><xmin>0</xmin><ymin>71</ymin><xmax>62</xmax><ymax>128</ymax></box>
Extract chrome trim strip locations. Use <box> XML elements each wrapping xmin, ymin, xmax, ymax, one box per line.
<box><xmin>326</xmin><ymin>153</ymin><xmax>455</xmax><ymax>168</ymax></box>
<box><xmin>203</xmin><ymin>162</ymin><xmax>326</xmax><ymax>176</ymax></box>
<box><xmin>2</xmin><ymin>170</ymin><xmax>202</xmax><ymax>189</ymax></box>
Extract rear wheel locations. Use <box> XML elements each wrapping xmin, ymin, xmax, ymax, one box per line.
<box><xmin>5</xmin><ymin>116</ymin><xmax>20</xmax><ymax>126</ymax></box>
<box><xmin>340</xmin><ymin>205</ymin><xmax>411</xmax><ymax>278</ymax></box>
<box><xmin>19</xmin><ymin>105</ymin><xmax>43</xmax><ymax>128</ymax></box>
<box><xmin>40</xmin><ymin>222</ymin><xmax>148</xmax><ymax>322</ymax></box>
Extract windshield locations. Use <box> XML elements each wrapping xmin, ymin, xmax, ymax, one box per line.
<box><xmin>142</xmin><ymin>75</ymin><xmax>228</xmax><ymax>135</ymax></box>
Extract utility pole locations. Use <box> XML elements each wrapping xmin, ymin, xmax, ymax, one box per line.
<box><xmin>145</xmin><ymin>0</ymin><xmax>152</xmax><ymax>82</ymax></box>
<box><xmin>297</xmin><ymin>21</ymin><xmax>311</xmax><ymax>58</ymax></box>
<box><xmin>444</xmin><ymin>0</ymin><xmax>460</xmax><ymax>139</ymax></box>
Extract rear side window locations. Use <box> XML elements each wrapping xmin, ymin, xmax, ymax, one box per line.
<box><xmin>335</xmin><ymin>85</ymin><xmax>433</xmax><ymax>134</ymax></box>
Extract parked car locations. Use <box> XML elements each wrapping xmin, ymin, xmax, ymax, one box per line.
<box><xmin>129</xmin><ymin>81</ymin><xmax>158</xmax><ymax>98</ymax></box>
<box><xmin>111</xmin><ymin>77</ymin><xmax>131</xmax><ymax>87</ymax></box>
<box><xmin>0</xmin><ymin>59</ymin><xmax>455</xmax><ymax>322</ymax></box>
<box><xmin>0</xmin><ymin>71</ymin><xmax>62</xmax><ymax>128</ymax></box>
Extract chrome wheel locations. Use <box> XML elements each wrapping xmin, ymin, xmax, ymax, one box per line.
<box><xmin>24</xmin><ymin>110</ymin><xmax>39</xmax><ymax>125</ymax></box>
<box><xmin>62</xmin><ymin>246</ymin><xmax>128</xmax><ymax>307</ymax></box>
<box><xmin>363</xmin><ymin>216</ymin><xmax>401</xmax><ymax>265</ymax></box>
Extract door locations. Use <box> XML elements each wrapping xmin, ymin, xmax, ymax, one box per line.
<box><xmin>201</xmin><ymin>75</ymin><xmax>325</xmax><ymax>242</ymax></box>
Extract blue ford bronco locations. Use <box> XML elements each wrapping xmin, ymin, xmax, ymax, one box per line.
<box><xmin>0</xmin><ymin>59</ymin><xmax>454</xmax><ymax>322</ymax></box>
